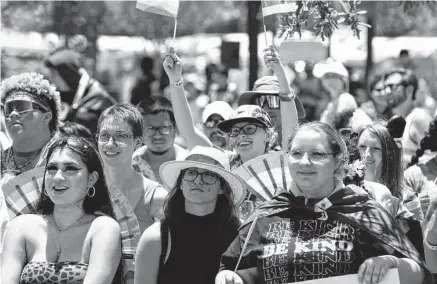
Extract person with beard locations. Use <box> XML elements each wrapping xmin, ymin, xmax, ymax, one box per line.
<box><xmin>43</xmin><ymin>49</ymin><xmax>117</xmax><ymax>133</ymax></box>
<box><xmin>132</xmin><ymin>96</ymin><xmax>188</xmax><ymax>184</ymax></box>
<box><xmin>201</xmin><ymin>101</ymin><xmax>234</xmax><ymax>150</ymax></box>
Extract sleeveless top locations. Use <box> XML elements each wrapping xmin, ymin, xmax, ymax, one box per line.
<box><xmin>133</xmin><ymin>181</ymin><xmax>164</xmax><ymax>233</ymax></box>
<box><xmin>158</xmin><ymin>212</ymin><xmax>238</xmax><ymax>284</ymax></box>
<box><xmin>20</xmin><ymin>261</ymin><xmax>88</xmax><ymax>284</ymax></box>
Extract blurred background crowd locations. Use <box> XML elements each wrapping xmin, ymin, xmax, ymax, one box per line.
<box><xmin>1</xmin><ymin>1</ymin><xmax>437</xmax><ymax>124</ymax></box>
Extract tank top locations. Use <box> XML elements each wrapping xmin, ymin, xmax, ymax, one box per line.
<box><xmin>158</xmin><ymin>212</ymin><xmax>238</xmax><ymax>284</ymax></box>
<box><xmin>20</xmin><ymin>261</ymin><xmax>88</xmax><ymax>284</ymax></box>
<box><xmin>133</xmin><ymin>181</ymin><xmax>161</xmax><ymax>233</ymax></box>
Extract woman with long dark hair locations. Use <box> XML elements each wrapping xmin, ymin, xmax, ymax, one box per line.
<box><xmin>134</xmin><ymin>146</ymin><xmax>245</xmax><ymax>284</ymax></box>
<box><xmin>1</xmin><ymin>136</ymin><xmax>122</xmax><ymax>284</ymax></box>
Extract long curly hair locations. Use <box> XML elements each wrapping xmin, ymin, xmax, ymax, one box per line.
<box><xmin>35</xmin><ymin>136</ymin><xmax>114</xmax><ymax>217</ymax></box>
<box><xmin>162</xmin><ymin>170</ymin><xmax>240</xmax><ymax>234</ymax></box>
<box><xmin>407</xmin><ymin>116</ymin><xmax>437</xmax><ymax>168</ymax></box>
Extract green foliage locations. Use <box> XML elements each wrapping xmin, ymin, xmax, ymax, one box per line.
<box><xmin>277</xmin><ymin>0</ymin><xmax>369</xmax><ymax>41</ymax></box>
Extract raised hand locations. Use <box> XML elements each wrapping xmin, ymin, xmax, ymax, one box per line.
<box><xmin>163</xmin><ymin>48</ymin><xmax>182</xmax><ymax>83</ymax></box>
<box><xmin>263</xmin><ymin>45</ymin><xmax>284</xmax><ymax>76</ymax></box>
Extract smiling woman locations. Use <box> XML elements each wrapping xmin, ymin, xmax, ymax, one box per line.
<box><xmin>217</xmin><ymin>122</ymin><xmax>429</xmax><ymax>284</ymax></box>
<box><xmin>1</xmin><ymin>136</ymin><xmax>123</xmax><ymax>284</ymax></box>
<box><xmin>96</xmin><ymin>104</ymin><xmax>168</xmax><ymax>283</ymax></box>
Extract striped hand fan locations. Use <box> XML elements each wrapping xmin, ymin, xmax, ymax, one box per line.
<box><xmin>2</xmin><ymin>166</ymin><xmax>45</xmax><ymax>219</ymax></box>
<box><xmin>234</xmin><ymin>151</ymin><xmax>292</xmax><ymax>201</ymax></box>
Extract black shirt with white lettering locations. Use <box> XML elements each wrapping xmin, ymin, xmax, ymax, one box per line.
<box><xmin>220</xmin><ymin>208</ymin><xmax>388</xmax><ymax>284</ymax></box>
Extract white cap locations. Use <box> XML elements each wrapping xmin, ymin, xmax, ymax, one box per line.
<box><xmin>202</xmin><ymin>101</ymin><xmax>234</xmax><ymax>123</ymax></box>
<box><xmin>314</xmin><ymin>59</ymin><xmax>349</xmax><ymax>79</ymax></box>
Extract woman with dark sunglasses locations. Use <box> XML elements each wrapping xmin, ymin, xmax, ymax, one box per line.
<box><xmin>134</xmin><ymin>146</ymin><xmax>244</xmax><ymax>284</ymax></box>
<box><xmin>1</xmin><ymin>136</ymin><xmax>123</xmax><ymax>284</ymax></box>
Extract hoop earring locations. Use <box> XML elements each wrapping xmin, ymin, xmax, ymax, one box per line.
<box><xmin>87</xmin><ymin>186</ymin><xmax>96</xmax><ymax>198</ymax></box>
<box><xmin>43</xmin><ymin>188</ymin><xmax>49</xmax><ymax>196</ymax></box>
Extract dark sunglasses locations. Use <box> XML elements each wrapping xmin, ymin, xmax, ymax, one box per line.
<box><xmin>50</xmin><ymin>137</ymin><xmax>94</xmax><ymax>155</ymax></box>
<box><xmin>204</xmin><ymin>118</ymin><xmax>224</xmax><ymax>129</ymax></box>
<box><xmin>254</xmin><ymin>95</ymin><xmax>280</xmax><ymax>109</ymax></box>
<box><xmin>2</xmin><ymin>100</ymin><xmax>47</xmax><ymax>116</ymax></box>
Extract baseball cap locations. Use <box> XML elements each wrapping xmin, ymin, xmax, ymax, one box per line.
<box><xmin>217</xmin><ymin>105</ymin><xmax>272</xmax><ymax>133</ymax></box>
<box><xmin>202</xmin><ymin>101</ymin><xmax>234</xmax><ymax>123</ymax></box>
<box><xmin>238</xmin><ymin>76</ymin><xmax>306</xmax><ymax>119</ymax></box>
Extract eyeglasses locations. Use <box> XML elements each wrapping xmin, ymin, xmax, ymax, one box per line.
<box><xmin>97</xmin><ymin>133</ymin><xmax>133</xmax><ymax>145</ymax></box>
<box><xmin>144</xmin><ymin>125</ymin><xmax>173</xmax><ymax>136</ymax></box>
<box><xmin>1</xmin><ymin>100</ymin><xmax>47</xmax><ymax>116</ymax></box>
<box><xmin>182</xmin><ymin>169</ymin><xmax>219</xmax><ymax>185</ymax></box>
<box><xmin>289</xmin><ymin>150</ymin><xmax>334</xmax><ymax>162</ymax></box>
<box><xmin>228</xmin><ymin>124</ymin><xmax>263</xmax><ymax>137</ymax></box>
<box><xmin>254</xmin><ymin>95</ymin><xmax>280</xmax><ymax>109</ymax></box>
<box><xmin>204</xmin><ymin>118</ymin><xmax>224</xmax><ymax>129</ymax></box>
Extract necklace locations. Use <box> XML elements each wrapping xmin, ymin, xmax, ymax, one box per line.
<box><xmin>7</xmin><ymin>147</ymin><xmax>43</xmax><ymax>174</ymax></box>
<box><xmin>51</xmin><ymin>213</ymin><xmax>86</xmax><ymax>232</ymax></box>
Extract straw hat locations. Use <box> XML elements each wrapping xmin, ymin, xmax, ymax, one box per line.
<box><xmin>159</xmin><ymin>146</ymin><xmax>246</xmax><ymax>205</ymax></box>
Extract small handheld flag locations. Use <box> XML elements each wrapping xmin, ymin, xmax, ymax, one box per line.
<box><xmin>261</xmin><ymin>1</ymin><xmax>298</xmax><ymax>45</ymax></box>
<box><xmin>136</xmin><ymin>0</ymin><xmax>180</xmax><ymax>44</ymax></box>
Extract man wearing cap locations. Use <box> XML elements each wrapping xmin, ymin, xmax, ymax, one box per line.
<box><xmin>43</xmin><ymin>48</ymin><xmax>117</xmax><ymax>133</ymax></box>
<box><xmin>237</xmin><ymin>75</ymin><xmax>306</xmax><ymax>149</ymax></box>
<box><xmin>201</xmin><ymin>101</ymin><xmax>234</xmax><ymax>150</ymax></box>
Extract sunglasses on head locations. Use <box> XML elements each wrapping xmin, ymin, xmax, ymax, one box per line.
<box><xmin>2</xmin><ymin>100</ymin><xmax>47</xmax><ymax>116</ymax></box>
<box><xmin>254</xmin><ymin>95</ymin><xmax>280</xmax><ymax>109</ymax></box>
<box><xmin>204</xmin><ymin>118</ymin><xmax>224</xmax><ymax>129</ymax></box>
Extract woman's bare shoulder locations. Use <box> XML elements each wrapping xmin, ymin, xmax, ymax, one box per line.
<box><xmin>90</xmin><ymin>215</ymin><xmax>120</xmax><ymax>232</ymax></box>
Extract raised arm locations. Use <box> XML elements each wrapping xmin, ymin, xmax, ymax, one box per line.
<box><xmin>163</xmin><ymin>52</ymin><xmax>213</xmax><ymax>149</ymax></box>
<box><xmin>84</xmin><ymin>216</ymin><xmax>122</xmax><ymax>284</ymax></box>
<box><xmin>1</xmin><ymin>216</ymin><xmax>27</xmax><ymax>284</ymax></box>
<box><xmin>134</xmin><ymin>222</ymin><xmax>162</xmax><ymax>284</ymax></box>
<box><xmin>263</xmin><ymin>46</ymin><xmax>298</xmax><ymax>149</ymax></box>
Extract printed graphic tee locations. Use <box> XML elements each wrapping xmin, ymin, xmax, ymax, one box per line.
<box><xmin>220</xmin><ymin>208</ymin><xmax>388</xmax><ymax>284</ymax></box>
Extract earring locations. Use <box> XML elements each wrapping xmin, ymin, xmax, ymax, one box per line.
<box><xmin>87</xmin><ymin>186</ymin><xmax>96</xmax><ymax>198</ymax></box>
<box><xmin>43</xmin><ymin>188</ymin><xmax>49</xmax><ymax>196</ymax></box>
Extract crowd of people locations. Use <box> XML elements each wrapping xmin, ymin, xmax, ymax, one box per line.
<box><xmin>1</xmin><ymin>43</ymin><xmax>437</xmax><ymax>284</ymax></box>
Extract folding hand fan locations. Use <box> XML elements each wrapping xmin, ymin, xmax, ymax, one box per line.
<box><xmin>234</xmin><ymin>151</ymin><xmax>292</xmax><ymax>201</ymax></box>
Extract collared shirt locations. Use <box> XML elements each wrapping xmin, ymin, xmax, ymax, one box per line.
<box><xmin>132</xmin><ymin>144</ymin><xmax>188</xmax><ymax>181</ymax></box>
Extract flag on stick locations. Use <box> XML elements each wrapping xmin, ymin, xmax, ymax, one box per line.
<box><xmin>136</xmin><ymin>0</ymin><xmax>179</xmax><ymax>18</ymax></box>
<box><xmin>261</xmin><ymin>0</ymin><xmax>298</xmax><ymax>17</ymax></box>
<box><xmin>233</xmin><ymin>152</ymin><xmax>292</xmax><ymax>201</ymax></box>
<box><xmin>136</xmin><ymin>0</ymin><xmax>179</xmax><ymax>44</ymax></box>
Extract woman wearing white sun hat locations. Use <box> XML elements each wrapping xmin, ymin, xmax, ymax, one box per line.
<box><xmin>134</xmin><ymin>146</ymin><xmax>245</xmax><ymax>284</ymax></box>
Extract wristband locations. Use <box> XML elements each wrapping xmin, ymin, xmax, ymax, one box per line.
<box><xmin>278</xmin><ymin>90</ymin><xmax>296</xmax><ymax>102</ymax></box>
<box><xmin>170</xmin><ymin>79</ymin><xmax>183</xmax><ymax>88</ymax></box>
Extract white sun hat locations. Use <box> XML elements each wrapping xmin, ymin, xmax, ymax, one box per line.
<box><xmin>159</xmin><ymin>146</ymin><xmax>246</xmax><ymax>205</ymax></box>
